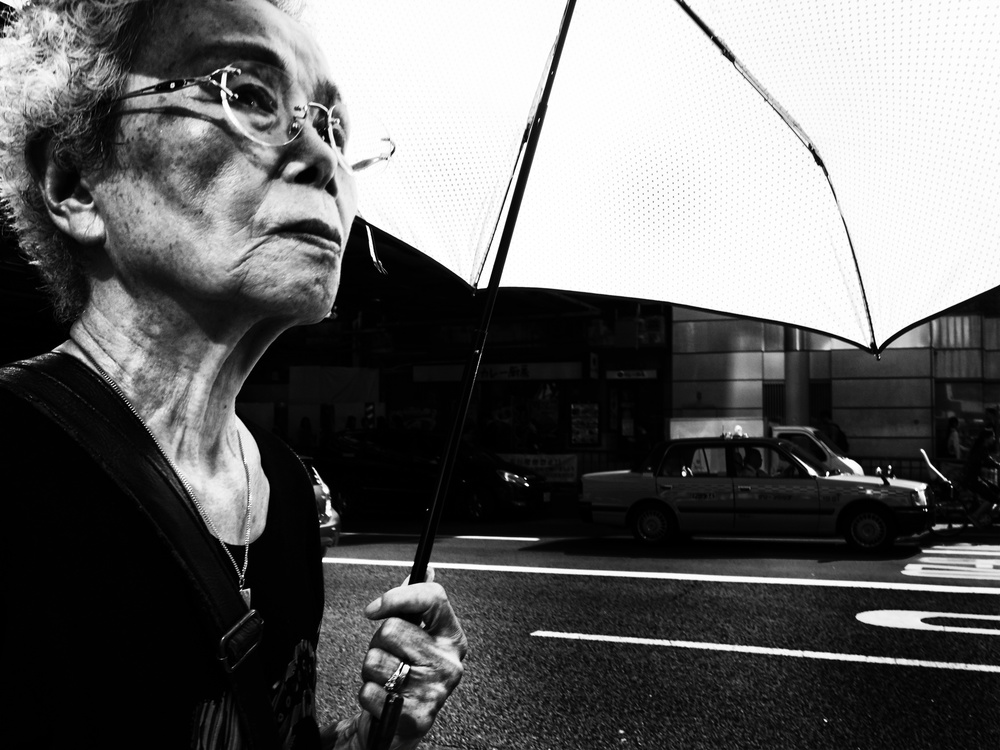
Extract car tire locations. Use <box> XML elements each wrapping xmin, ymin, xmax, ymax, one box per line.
<box><xmin>630</xmin><ymin>502</ymin><xmax>675</xmax><ymax>545</ymax></box>
<box><xmin>844</xmin><ymin>506</ymin><xmax>894</xmax><ymax>552</ymax></box>
<box><xmin>463</xmin><ymin>489</ymin><xmax>495</xmax><ymax>522</ymax></box>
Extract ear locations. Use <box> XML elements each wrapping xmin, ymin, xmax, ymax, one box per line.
<box><xmin>28</xmin><ymin>140</ymin><xmax>106</xmax><ymax>247</ymax></box>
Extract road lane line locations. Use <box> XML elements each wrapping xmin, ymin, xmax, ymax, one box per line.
<box><xmin>454</xmin><ymin>535</ymin><xmax>541</xmax><ymax>542</ymax></box>
<box><xmin>529</xmin><ymin>631</ymin><xmax>1000</xmax><ymax>673</ymax></box>
<box><xmin>857</xmin><ymin>609</ymin><xmax>1000</xmax><ymax>636</ymax></box>
<box><xmin>338</xmin><ymin>533</ymin><xmax>540</xmax><ymax>542</ymax></box>
<box><xmin>322</xmin><ymin>558</ymin><xmax>1000</xmax><ymax>595</ymax></box>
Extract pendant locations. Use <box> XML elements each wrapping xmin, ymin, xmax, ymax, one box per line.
<box><xmin>241</xmin><ymin>588</ymin><xmax>252</xmax><ymax>607</ymax></box>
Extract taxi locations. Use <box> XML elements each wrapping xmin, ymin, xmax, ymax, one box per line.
<box><xmin>580</xmin><ymin>436</ymin><xmax>929</xmax><ymax>551</ymax></box>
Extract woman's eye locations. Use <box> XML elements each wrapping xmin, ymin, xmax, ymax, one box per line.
<box><xmin>228</xmin><ymin>83</ymin><xmax>280</xmax><ymax>114</ymax></box>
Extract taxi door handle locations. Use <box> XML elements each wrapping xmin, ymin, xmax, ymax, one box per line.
<box><xmin>737</xmin><ymin>485</ymin><xmax>751</xmax><ymax>491</ymax></box>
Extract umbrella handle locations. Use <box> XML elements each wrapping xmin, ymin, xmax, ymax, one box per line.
<box><xmin>367</xmin><ymin>693</ymin><xmax>404</xmax><ymax>750</ymax></box>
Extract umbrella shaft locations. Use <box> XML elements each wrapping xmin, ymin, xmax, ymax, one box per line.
<box><xmin>409</xmin><ymin>0</ymin><xmax>580</xmax><ymax>584</ymax></box>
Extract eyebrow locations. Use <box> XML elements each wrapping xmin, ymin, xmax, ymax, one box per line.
<box><xmin>188</xmin><ymin>40</ymin><xmax>343</xmax><ymax>105</ymax></box>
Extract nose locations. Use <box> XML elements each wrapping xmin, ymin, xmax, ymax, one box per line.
<box><xmin>280</xmin><ymin>120</ymin><xmax>353</xmax><ymax>200</ymax></box>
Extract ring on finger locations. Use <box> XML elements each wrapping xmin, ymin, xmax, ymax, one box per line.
<box><xmin>383</xmin><ymin>661</ymin><xmax>410</xmax><ymax>693</ymax></box>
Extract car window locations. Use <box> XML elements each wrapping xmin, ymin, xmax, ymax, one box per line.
<box><xmin>773</xmin><ymin>450</ymin><xmax>808</xmax><ymax>478</ymax></box>
<box><xmin>658</xmin><ymin>444</ymin><xmax>726</xmax><ymax>477</ymax></box>
<box><xmin>776</xmin><ymin>432</ymin><xmax>825</xmax><ymax>463</ymax></box>
<box><xmin>659</xmin><ymin>445</ymin><xmax>693</xmax><ymax>476</ymax></box>
<box><xmin>778</xmin><ymin>441</ymin><xmax>826</xmax><ymax>475</ymax></box>
<box><xmin>735</xmin><ymin>444</ymin><xmax>808</xmax><ymax>478</ymax></box>
<box><xmin>636</xmin><ymin>443</ymin><xmax>669</xmax><ymax>473</ymax></box>
<box><xmin>690</xmin><ymin>446</ymin><xmax>727</xmax><ymax>476</ymax></box>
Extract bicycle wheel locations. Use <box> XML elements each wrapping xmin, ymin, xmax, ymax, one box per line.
<box><xmin>930</xmin><ymin>493</ymin><xmax>972</xmax><ymax>537</ymax></box>
<box><xmin>929</xmin><ymin>479</ymin><xmax>979</xmax><ymax>536</ymax></box>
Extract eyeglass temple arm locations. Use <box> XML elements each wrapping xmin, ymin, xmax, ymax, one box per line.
<box><xmin>350</xmin><ymin>138</ymin><xmax>396</xmax><ymax>172</ymax></box>
<box><xmin>114</xmin><ymin>70</ymin><xmax>235</xmax><ymax>102</ymax></box>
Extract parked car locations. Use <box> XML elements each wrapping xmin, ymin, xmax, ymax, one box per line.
<box><xmin>580</xmin><ymin>436</ymin><xmax>929</xmax><ymax>552</ymax></box>
<box><xmin>300</xmin><ymin>455</ymin><xmax>341</xmax><ymax>549</ymax></box>
<box><xmin>315</xmin><ymin>429</ymin><xmax>549</xmax><ymax>522</ymax></box>
<box><xmin>769</xmin><ymin>424</ymin><xmax>864</xmax><ymax>475</ymax></box>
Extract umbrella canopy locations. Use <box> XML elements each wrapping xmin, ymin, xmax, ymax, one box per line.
<box><xmin>308</xmin><ymin>0</ymin><xmax>1000</xmax><ymax>354</ymax></box>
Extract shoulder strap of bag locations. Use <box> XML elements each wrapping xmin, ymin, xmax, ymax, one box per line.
<box><xmin>0</xmin><ymin>352</ymin><xmax>280</xmax><ymax>748</ymax></box>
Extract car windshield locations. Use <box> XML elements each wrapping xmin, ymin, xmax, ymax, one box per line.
<box><xmin>779</xmin><ymin>441</ymin><xmax>828</xmax><ymax>476</ymax></box>
<box><xmin>633</xmin><ymin>443</ymin><xmax>668</xmax><ymax>473</ymax></box>
<box><xmin>810</xmin><ymin>429</ymin><xmax>845</xmax><ymax>456</ymax></box>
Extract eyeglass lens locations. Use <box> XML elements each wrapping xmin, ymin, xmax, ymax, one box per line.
<box><xmin>217</xmin><ymin>61</ymin><xmax>390</xmax><ymax>173</ymax></box>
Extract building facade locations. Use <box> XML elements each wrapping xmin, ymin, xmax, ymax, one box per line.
<box><xmin>237</xmin><ymin>288</ymin><xmax>1000</xmax><ymax>486</ymax></box>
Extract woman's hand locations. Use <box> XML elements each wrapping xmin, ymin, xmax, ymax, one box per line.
<box><xmin>358</xmin><ymin>568</ymin><xmax>468</xmax><ymax>745</ymax></box>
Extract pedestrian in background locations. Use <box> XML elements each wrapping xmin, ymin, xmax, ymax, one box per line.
<box><xmin>818</xmin><ymin>409</ymin><xmax>850</xmax><ymax>454</ymax></box>
<box><xmin>946</xmin><ymin>415</ymin><xmax>966</xmax><ymax>460</ymax></box>
<box><xmin>960</xmin><ymin>407</ymin><xmax>1000</xmax><ymax>526</ymax></box>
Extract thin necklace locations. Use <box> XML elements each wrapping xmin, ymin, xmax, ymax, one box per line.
<box><xmin>74</xmin><ymin>350</ymin><xmax>254</xmax><ymax>606</ymax></box>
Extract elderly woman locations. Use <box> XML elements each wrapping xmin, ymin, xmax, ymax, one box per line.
<box><xmin>0</xmin><ymin>1</ymin><xmax>466</xmax><ymax>748</ymax></box>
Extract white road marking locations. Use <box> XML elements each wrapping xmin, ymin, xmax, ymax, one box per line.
<box><xmin>922</xmin><ymin>545</ymin><xmax>1000</xmax><ymax>556</ymax></box>
<box><xmin>529</xmin><ymin>630</ymin><xmax>1000</xmax><ymax>673</ymax></box>
<box><xmin>322</xmin><ymin>558</ymin><xmax>1000</xmax><ymax>595</ymax></box>
<box><xmin>338</xmin><ymin>533</ymin><xmax>539</xmax><ymax>542</ymax></box>
<box><xmin>454</xmin><ymin>535</ymin><xmax>541</xmax><ymax>542</ymax></box>
<box><xmin>857</xmin><ymin>609</ymin><xmax>1000</xmax><ymax>636</ymax></box>
<box><xmin>903</xmin><ymin>548</ymin><xmax>1000</xmax><ymax>582</ymax></box>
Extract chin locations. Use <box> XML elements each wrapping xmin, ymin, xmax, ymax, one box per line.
<box><xmin>295</xmin><ymin>284</ymin><xmax>340</xmax><ymax>324</ymax></box>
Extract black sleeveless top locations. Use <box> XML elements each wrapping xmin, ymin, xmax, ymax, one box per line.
<box><xmin>0</xmin><ymin>385</ymin><xmax>326</xmax><ymax>749</ymax></box>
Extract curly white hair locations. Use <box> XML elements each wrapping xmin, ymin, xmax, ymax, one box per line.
<box><xmin>0</xmin><ymin>0</ymin><xmax>303</xmax><ymax>322</ymax></box>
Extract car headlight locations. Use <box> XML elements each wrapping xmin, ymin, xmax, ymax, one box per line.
<box><xmin>310</xmin><ymin>467</ymin><xmax>330</xmax><ymax>495</ymax></box>
<box><xmin>911</xmin><ymin>489</ymin><xmax>928</xmax><ymax>507</ymax></box>
<box><xmin>498</xmin><ymin>470</ymin><xmax>530</xmax><ymax>488</ymax></box>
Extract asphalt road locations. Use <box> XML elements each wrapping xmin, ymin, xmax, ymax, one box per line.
<box><xmin>316</xmin><ymin>520</ymin><xmax>1000</xmax><ymax>749</ymax></box>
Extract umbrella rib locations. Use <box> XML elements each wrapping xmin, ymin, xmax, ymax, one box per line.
<box><xmin>475</xmin><ymin>125</ymin><xmax>530</xmax><ymax>289</ymax></box>
<box><xmin>821</xmin><ymin>173</ymin><xmax>878</xmax><ymax>357</ymax></box>
<box><xmin>674</xmin><ymin>0</ymin><xmax>878</xmax><ymax>354</ymax></box>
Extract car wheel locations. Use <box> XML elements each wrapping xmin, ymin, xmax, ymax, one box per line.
<box><xmin>463</xmin><ymin>489</ymin><xmax>495</xmax><ymax>522</ymax></box>
<box><xmin>845</xmin><ymin>506</ymin><xmax>894</xmax><ymax>551</ymax></box>
<box><xmin>630</xmin><ymin>502</ymin><xmax>675</xmax><ymax>544</ymax></box>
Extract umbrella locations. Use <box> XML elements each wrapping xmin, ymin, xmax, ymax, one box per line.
<box><xmin>308</xmin><ymin>0</ymin><xmax>1000</xmax><ymax>355</ymax></box>
<box><xmin>306</xmin><ymin>0</ymin><xmax>1000</xmax><ymax>586</ymax></box>
<box><xmin>326</xmin><ymin>4</ymin><xmax>1000</xmax><ymax>742</ymax></box>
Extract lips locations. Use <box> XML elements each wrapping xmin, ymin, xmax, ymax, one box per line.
<box><xmin>275</xmin><ymin>219</ymin><xmax>343</xmax><ymax>248</ymax></box>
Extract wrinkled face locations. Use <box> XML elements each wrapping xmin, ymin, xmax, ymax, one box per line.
<box><xmin>92</xmin><ymin>0</ymin><xmax>357</xmax><ymax>327</ymax></box>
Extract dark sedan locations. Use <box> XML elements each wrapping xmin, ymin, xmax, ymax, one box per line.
<box><xmin>299</xmin><ymin>455</ymin><xmax>342</xmax><ymax>550</ymax></box>
<box><xmin>315</xmin><ymin>429</ymin><xmax>549</xmax><ymax>522</ymax></box>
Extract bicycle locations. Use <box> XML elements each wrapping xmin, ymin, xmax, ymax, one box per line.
<box><xmin>919</xmin><ymin>449</ymin><xmax>998</xmax><ymax>536</ymax></box>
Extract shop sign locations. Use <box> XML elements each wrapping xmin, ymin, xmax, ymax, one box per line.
<box><xmin>607</xmin><ymin>369</ymin><xmax>658</xmax><ymax>380</ymax></box>
<box><xmin>415</xmin><ymin>362</ymin><xmax>581</xmax><ymax>382</ymax></box>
